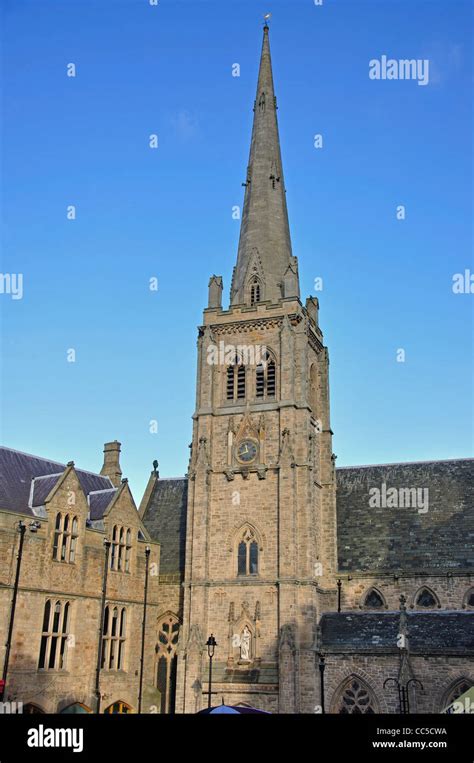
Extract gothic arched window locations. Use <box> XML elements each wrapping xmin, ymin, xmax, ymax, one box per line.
<box><xmin>237</xmin><ymin>528</ymin><xmax>259</xmax><ymax>576</ymax></box>
<box><xmin>255</xmin><ymin>351</ymin><xmax>276</xmax><ymax>400</ymax></box>
<box><xmin>156</xmin><ymin>615</ymin><xmax>180</xmax><ymax>714</ymax></box>
<box><xmin>414</xmin><ymin>587</ymin><xmax>437</xmax><ymax>608</ymax></box>
<box><xmin>335</xmin><ymin>677</ymin><xmax>377</xmax><ymax>714</ymax></box>
<box><xmin>24</xmin><ymin>703</ymin><xmax>45</xmax><ymax>714</ymax></box>
<box><xmin>250</xmin><ymin>278</ymin><xmax>261</xmax><ymax>305</ymax></box>
<box><xmin>104</xmin><ymin>701</ymin><xmax>132</xmax><ymax>714</ymax></box>
<box><xmin>363</xmin><ymin>588</ymin><xmax>385</xmax><ymax>609</ymax></box>
<box><xmin>226</xmin><ymin>355</ymin><xmax>246</xmax><ymax>402</ymax></box>
<box><xmin>463</xmin><ymin>588</ymin><xmax>474</xmax><ymax>608</ymax></box>
<box><xmin>442</xmin><ymin>679</ymin><xmax>473</xmax><ymax>712</ymax></box>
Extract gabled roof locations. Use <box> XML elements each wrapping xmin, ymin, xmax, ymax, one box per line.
<box><xmin>141</xmin><ymin>478</ymin><xmax>187</xmax><ymax>575</ymax></box>
<box><xmin>336</xmin><ymin>459</ymin><xmax>474</xmax><ymax>573</ymax></box>
<box><xmin>0</xmin><ymin>446</ymin><xmax>115</xmax><ymax>518</ymax></box>
<box><xmin>320</xmin><ymin>611</ymin><xmax>474</xmax><ymax>653</ymax></box>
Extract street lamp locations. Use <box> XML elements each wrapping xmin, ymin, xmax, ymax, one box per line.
<box><xmin>138</xmin><ymin>546</ymin><xmax>151</xmax><ymax>713</ymax></box>
<box><xmin>318</xmin><ymin>654</ymin><xmax>326</xmax><ymax>714</ymax></box>
<box><xmin>95</xmin><ymin>537</ymin><xmax>111</xmax><ymax>714</ymax></box>
<box><xmin>1</xmin><ymin>520</ymin><xmax>41</xmax><ymax>701</ymax></box>
<box><xmin>206</xmin><ymin>634</ymin><xmax>217</xmax><ymax>708</ymax></box>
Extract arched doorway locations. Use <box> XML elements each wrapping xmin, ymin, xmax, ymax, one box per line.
<box><xmin>60</xmin><ymin>703</ymin><xmax>92</xmax><ymax>714</ymax></box>
<box><xmin>24</xmin><ymin>703</ymin><xmax>45</xmax><ymax>714</ymax></box>
<box><xmin>104</xmin><ymin>701</ymin><xmax>133</xmax><ymax>714</ymax></box>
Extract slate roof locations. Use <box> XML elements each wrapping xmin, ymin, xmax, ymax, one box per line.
<box><xmin>141</xmin><ymin>478</ymin><xmax>188</xmax><ymax>575</ymax></box>
<box><xmin>0</xmin><ymin>446</ymin><xmax>115</xmax><ymax>518</ymax></box>
<box><xmin>320</xmin><ymin>611</ymin><xmax>474</xmax><ymax>654</ymax></box>
<box><xmin>336</xmin><ymin>459</ymin><xmax>474</xmax><ymax>572</ymax></box>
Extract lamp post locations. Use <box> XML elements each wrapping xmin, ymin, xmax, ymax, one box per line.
<box><xmin>336</xmin><ymin>579</ymin><xmax>342</xmax><ymax>612</ymax></box>
<box><xmin>138</xmin><ymin>546</ymin><xmax>151</xmax><ymax>713</ymax></box>
<box><xmin>383</xmin><ymin>677</ymin><xmax>424</xmax><ymax>714</ymax></box>
<box><xmin>95</xmin><ymin>538</ymin><xmax>111</xmax><ymax>714</ymax></box>
<box><xmin>206</xmin><ymin>634</ymin><xmax>217</xmax><ymax>708</ymax></box>
<box><xmin>1</xmin><ymin>520</ymin><xmax>41</xmax><ymax>701</ymax></box>
<box><xmin>318</xmin><ymin>654</ymin><xmax>326</xmax><ymax>714</ymax></box>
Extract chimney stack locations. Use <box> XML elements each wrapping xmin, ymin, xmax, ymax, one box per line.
<box><xmin>100</xmin><ymin>441</ymin><xmax>122</xmax><ymax>487</ymax></box>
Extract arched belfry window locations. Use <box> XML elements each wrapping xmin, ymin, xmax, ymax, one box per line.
<box><xmin>363</xmin><ymin>588</ymin><xmax>385</xmax><ymax>609</ymax></box>
<box><xmin>256</xmin><ymin>351</ymin><xmax>276</xmax><ymax>400</ymax></box>
<box><xmin>237</xmin><ymin>527</ymin><xmax>259</xmax><ymax>576</ymax></box>
<box><xmin>226</xmin><ymin>355</ymin><xmax>246</xmax><ymax>402</ymax></box>
<box><xmin>156</xmin><ymin>615</ymin><xmax>180</xmax><ymax>714</ymax></box>
<box><xmin>334</xmin><ymin>676</ymin><xmax>378</xmax><ymax>714</ymax></box>
<box><xmin>250</xmin><ymin>278</ymin><xmax>261</xmax><ymax>305</ymax></box>
<box><xmin>414</xmin><ymin>587</ymin><xmax>438</xmax><ymax>609</ymax></box>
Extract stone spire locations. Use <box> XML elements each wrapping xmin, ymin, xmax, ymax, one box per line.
<box><xmin>230</xmin><ymin>25</ymin><xmax>299</xmax><ymax>306</ymax></box>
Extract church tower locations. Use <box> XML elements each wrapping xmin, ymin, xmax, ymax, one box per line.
<box><xmin>176</xmin><ymin>25</ymin><xmax>337</xmax><ymax>714</ymax></box>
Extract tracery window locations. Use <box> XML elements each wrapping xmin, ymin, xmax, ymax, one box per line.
<box><xmin>443</xmin><ymin>679</ymin><xmax>473</xmax><ymax>709</ymax></box>
<box><xmin>38</xmin><ymin>599</ymin><xmax>70</xmax><ymax>670</ymax></box>
<box><xmin>415</xmin><ymin>588</ymin><xmax>437</xmax><ymax>608</ymax></box>
<box><xmin>156</xmin><ymin>615</ymin><xmax>180</xmax><ymax>714</ymax></box>
<box><xmin>53</xmin><ymin>513</ymin><xmax>78</xmax><ymax>563</ymax></box>
<box><xmin>336</xmin><ymin>678</ymin><xmax>376</xmax><ymax>714</ymax></box>
<box><xmin>363</xmin><ymin>589</ymin><xmax>385</xmax><ymax>609</ymax></box>
<box><xmin>237</xmin><ymin>527</ymin><xmax>259</xmax><ymax>576</ymax></box>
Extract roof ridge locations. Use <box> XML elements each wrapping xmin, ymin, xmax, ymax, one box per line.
<box><xmin>337</xmin><ymin>457</ymin><xmax>474</xmax><ymax>470</ymax></box>
<box><xmin>0</xmin><ymin>445</ymin><xmax>114</xmax><ymax>484</ymax></box>
<box><xmin>31</xmin><ymin>472</ymin><xmax>63</xmax><ymax>481</ymax></box>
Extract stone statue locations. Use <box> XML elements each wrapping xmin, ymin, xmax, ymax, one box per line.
<box><xmin>240</xmin><ymin>626</ymin><xmax>251</xmax><ymax>661</ymax></box>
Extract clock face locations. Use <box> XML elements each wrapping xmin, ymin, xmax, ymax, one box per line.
<box><xmin>236</xmin><ymin>439</ymin><xmax>258</xmax><ymax>464</ymax></box>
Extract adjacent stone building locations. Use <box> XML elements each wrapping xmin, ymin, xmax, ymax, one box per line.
<box><xmin>0</xmin><ymin>443</ymin><xmax>161</xmax><ymax>714</ymax></box>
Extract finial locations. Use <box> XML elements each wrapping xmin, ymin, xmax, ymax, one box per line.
<box><xmin>263</xmin><ymin>12</ymin><xmax>271</xmax><ymax>28</ymax></box>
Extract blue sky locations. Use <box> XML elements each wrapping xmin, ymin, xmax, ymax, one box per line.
<box><xmin>1</xmin><ymin>0</ymin><xmax>472</xmax><ymax>501</ymax></box>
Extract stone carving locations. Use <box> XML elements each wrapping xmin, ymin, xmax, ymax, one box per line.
<box><xmin>240</xmin><ymin>625</ymin><xmax>251</xmax><ymax>661</ymax></box>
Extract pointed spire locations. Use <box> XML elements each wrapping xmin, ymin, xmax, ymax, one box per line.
<box><xmin>231</xmin><ymin>25</ymin><xmax>299</xmax><ymax>306</ymax></box>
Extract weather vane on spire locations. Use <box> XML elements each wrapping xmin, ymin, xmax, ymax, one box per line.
<box><xmin>263</xmin><ymin>13</ymin><xmax>271</xmax><ymax>27</ymax></box>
